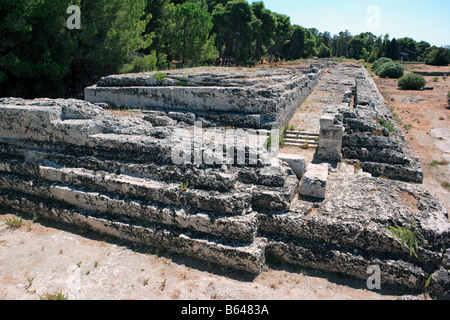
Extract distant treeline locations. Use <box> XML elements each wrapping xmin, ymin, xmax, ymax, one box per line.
<box><xmin>1</xmin><ymin>0</ymin><xmax>449</xmax><ymax>98</ymax></box>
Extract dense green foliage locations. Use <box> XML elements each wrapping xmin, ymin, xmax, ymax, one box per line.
<box><xmin>317</xmin><ymin>43</ymin><xmax>332</xmax><ymax>58</ymax></box>
<box><xmin>1</xmin><ymin>0</ymin><xmax>449</xmax><ymax>98</ymax></box>
<box><xmin>372</xmin><ymin>57</ymin><xmax>393</xmax><ymax>72</ymax></box>
<box><xmin>375</xmin><ymin>61</ymin><xmax>404</xmax><ymax>79</ymax></box>
<box><xmin>425</xmin><ymin>47</ymin><xmax>450</xmax><ymax>66</ymax></box>
<box><xmin>398</xmin><ymin>74</ymin><xmax>426</xmax><ymax>90</ymax></box>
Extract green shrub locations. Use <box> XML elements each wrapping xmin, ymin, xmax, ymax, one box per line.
<box><xmin>398</xmin><ymin>73</ymin><xmax>426</xmax><ymax>90</ymax></box>
<box><xmin>372</xmin><ymin>57</ymin><xmax>393</xmax><ymax>72</ymax></box>
<box><xmin>376</xmin><ymin>61</ymin><xmax>404</xmax><ymax>78</ymax></box>
<box><xmin>425</xmin><ymin>47</ymin><xmax>450</xmax><ymax>66</ymax></box>
<box><xmin>447</xmin><ymin>91</ymin><xmax>450</xmax><ymax>107</ymax></box>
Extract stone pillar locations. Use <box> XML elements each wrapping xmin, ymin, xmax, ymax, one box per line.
<box><xmin>316</xmin><ymin>107</ymin><xmax>345</xmax><ymax>162</ymax></box>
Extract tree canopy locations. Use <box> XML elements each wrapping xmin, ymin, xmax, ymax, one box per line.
<box><xmin>1</xmin><ymin>0</ymin><xmax>448</xmax><ymax>98</ymax></box>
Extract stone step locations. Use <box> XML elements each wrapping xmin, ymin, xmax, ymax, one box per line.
<box><xmin>285</xmin><ymin>130</ymin><xmax>319</xmax><ymax>137</ymax></box>
<box><xmin>283</xmin><ymin>138</ymin><xmax>319</xmax><ymax>144</ymax></box>
<box><xmin>0</xmin><ymin>159</ymin><xmax>298</xmax><ymax>214</ymax></box>
<box><xmin>284</xmin><ymin>135</ymin><xmax>319</xmax><ymax>141</ymax></box>
<box><xmin>0</xmin><ymin>173</ymin><xmax>258</xmax><ymax>242</ymax></box>
<box><xmin>0</xmin><ymin>160</ymin><xmax>251</xmax><ymax>216</ymax></box>
<box><xmin>0</xmin><ymin>144</ymin><xmax>292</xmax><ymax>191</ymax></box>
<box><xmin>39</xmin><ymin>165</ymin><xmax>253</xmax><ymax>216</ymax></box>
<box><xmin>0</xmin><ymin>189</ymin><xmax>266</xmax><ymax>274</ymax></box>
<box><xmin>284</xmin><ymin>142</ymin><xmax>318</xmax><ymax>147</ymax></box>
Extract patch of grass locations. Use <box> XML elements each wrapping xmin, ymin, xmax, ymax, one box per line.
<box><xmin>379</xmin><ymin>119</ymin><xmax>396</xmax><ymax>133</ymax></box>
<box><xmin>152</xmin><ymin>72</ymin><xmax>168</xmax><ymax>83</ymax></box>
<box><xmin>3</xmin><ymin>216</ymin><xmax>23</xmax><ymax>229</ymax></box>
<box><xmin>353</xmin><ymin>162</ymin><xmax>362</xmax><ymax>173</ymax></box>
<box><xmin>177</xmin><ymin>79</ymin><xmax>188</xmax><ymax>87</ymax></box>
<box><xmin>392</xmin><ymin>113</ymin><xmax>404</xmax><ymax>126</ymax></box>
<box><xmin>180</xmin><ymin>181</ymin><xmax>189</xmax><ymax>192</ymax></box>
<box><xmin>429</xmin><ymin>160</ymin><xmax>449</xmax><ymax>166</ymax></box>
<box><xmin>39</xmin><ymin>290</ymin><xmax>68</xmax><ymax>300</ymax></box>
<box><xmin>388</xmin><ymin>222</ymin><xmax>424</xmax><ymax>258</ymax></box>
<box><xmin>265</xmin><ymin>134</ymin><xmax>272</xmax><ymax>150</ymax></box>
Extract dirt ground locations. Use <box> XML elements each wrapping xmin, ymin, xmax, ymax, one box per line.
<box><xmin>373</xmin><ymin>63</ymin><xmax>450</xmax><ymax>213</ymax></box>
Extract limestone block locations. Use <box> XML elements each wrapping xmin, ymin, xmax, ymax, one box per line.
<box><xmin>278</xmin><ymin>153</ymin><xmax>306</xmax><ymax>179</ymax></box>
<box><xmin>317</xmin><ymin>111</ymin><xmax>345</xmax><ymax>161</ymax></box>
<box><xmin>300</xmin><ymin>163</ymin><xmax>329</xmax><ymax>199</ymax></box>
<box><xmin>144</xmin><ymin>115</ymin><xmax>176</xmax><ymax>127</ymax></box>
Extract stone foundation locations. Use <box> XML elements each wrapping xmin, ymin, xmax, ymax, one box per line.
<box><xmin>1</xmin><ymin>62</ymin><xmax>449</xmax><ymax>295</ymax></box>
<box><xmin>85</xmin><ymin>65</ymin><xmax>325</xmax><ymax>130</ymax></box>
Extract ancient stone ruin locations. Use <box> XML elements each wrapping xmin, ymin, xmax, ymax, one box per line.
<box><xmin>0</xmin><ymin>61</ymin><xmax>449</xmax><ymax>295</ymax></box>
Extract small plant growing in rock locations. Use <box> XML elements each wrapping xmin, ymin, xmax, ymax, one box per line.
<box><xmin>152</xmin><ymin>72</ymin><xmax>168</xmax><ymax>83</ymax></box>
<box><xmin>180</xmin><ymin>181</ymin><xmax>189</xmax><ymax>191</ymax></box>
<box><xmin>3</xmin><ymin>216</ymin><xmax>23</xmax><ymax>229</ymax></box>
<box><xmin>379</xmin><ymin>119</ymin><xmax>395</xmax><ymax>133</ymax></box>
<box><xmin>300</xmin><ymin>142</ymin><xmax>309</xmax><ymax>149</ymax></box>
<box><xmin>388</xmin><ymin>222</ymin><xmax>424</xmax><ymax>258</ymax></box>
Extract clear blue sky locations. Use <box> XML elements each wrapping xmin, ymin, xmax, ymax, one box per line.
<box><xmin>249</xmin><ymin>0</ymin><xmax>450</xmax><ymax>47</ymax></box>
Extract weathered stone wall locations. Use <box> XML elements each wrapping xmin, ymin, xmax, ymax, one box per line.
<box><xmin>0</xmin><ymin>98</ymin><xmax>298</xmax><ymax>274</ymax></box>
<box><xmin>317</xmin><ymin>64</ymin><xmax>423</xmax><ymax>183</ymax></box>
<box><xmin>85</xmin><ymin>65</ymin><xmax>325</xmax><ymax>130</ymax></box>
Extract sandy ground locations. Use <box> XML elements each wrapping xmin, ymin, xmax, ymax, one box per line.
<box><xmin>373</xmin><ymin>63</ymin><xmax>450</xmax><ymax>213</ymax></box>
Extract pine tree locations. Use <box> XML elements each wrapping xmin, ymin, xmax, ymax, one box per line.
<box><xmin>168</xmin><ymin>2</ymin><xmax>218</xmax><ymax>68</ymax></box>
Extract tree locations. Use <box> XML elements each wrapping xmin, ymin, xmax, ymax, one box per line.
<box><xmin>143</xmin><ymin>0</ymin><xmax>175</xmax><ymax>69</ymax></box>
<box><xmin>212</xmin><ymin>0</ymin><xmax>260</xmax><ymax>66</ymax></box>
<box><xmin>398</xmin><ymin>37</ymin><xmax>418</xmax><ymax>61</ymax></box>
<box><xmin>0</xmin><ymin>0</ymin><xmax>152</xmax><ymax>98</ymax></box>
<box><xmin>268</xmin><ymin>13</ymin><xmax>294</xmax><ymax>61</ymax></box>
<box><xmin>385</xmin><ymin>38</ymin><xmax>400</xmax><ymax>60</ymax></box>
<box><xmin>317</xmin><ymin>43</ymin><xmax>332</xmax><ymax>58</ymax></box>
<box><xmin>250</xmin><ymin>1</ymin><xmax>277</xmax><ymax>64</ymax></box>
<box><xmin>425</xmin><ymin>47</ymin><xmax>450</xmax><ymax>66</ymax></box>
<box><xmin>168</xmin><ymin>2</ymin><xmax>218</xmax><ymax>68</ymax></box>
<box><xmin>284</xmin><ymin>25</ymin><xmax>316</xmax><ymax>60</ymax></box>
<box><xmin>0</xmin><ymin>0</ymin><xmax>76</xmax><ymax>97</ymax></box>
<box><xmin>417</xmin><ymin>41</ymin><xmax>431</xmax><ymax>61</ymax></box>
<box><xmin>350</xmin><ymin>36</ymin><xmax>364</xmax><ymax>59</ymax></box>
